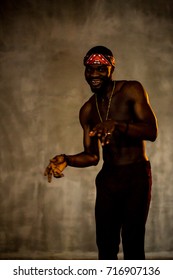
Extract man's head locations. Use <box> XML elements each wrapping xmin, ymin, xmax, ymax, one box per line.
<box><xmin>83</xmin><ymin>46</ymin><xmax>115</xmax><ymax>93</ymax></box>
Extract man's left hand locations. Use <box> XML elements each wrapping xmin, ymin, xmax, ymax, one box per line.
<box><xmin>89</xmin><ymin>120</ymin><xmax>116</xmax><ymax>146</ymax></box>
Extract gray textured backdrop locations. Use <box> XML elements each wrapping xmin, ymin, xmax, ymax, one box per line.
<box><xmin>0</xmin><ymin>0</ymin><xmax>173</xmax><ymax>259</ymax></box>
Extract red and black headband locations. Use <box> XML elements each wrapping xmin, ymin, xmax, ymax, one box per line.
<box><xmin>84</xmin><ymin>53</ymin><xmax>115</xmax><ymax>67</ymax></box>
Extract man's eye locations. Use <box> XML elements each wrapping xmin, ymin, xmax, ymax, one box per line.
<box><xmin>98</xmin><ymin>67</ymin><xmax>106</xmax><ymax>72</ymax></box>
<box><xmin>86</xmin><ymin>67</ymin><xmax>92</xmax><ymax>72</ymax></box>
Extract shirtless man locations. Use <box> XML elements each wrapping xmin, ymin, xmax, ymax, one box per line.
<box><xmin>44</xmin><ymin>46</ymin><xmax>158</xmax><ymax>260</ymax></box>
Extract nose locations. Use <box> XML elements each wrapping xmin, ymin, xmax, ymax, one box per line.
<box><xmin>90</xmin><ymin>68</ymin><xmax>100</xmax><ymax>77</ymax></box>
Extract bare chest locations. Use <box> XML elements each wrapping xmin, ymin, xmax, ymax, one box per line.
<box><xmin>90</xmin><ymin>91</ymin><xmax>133</xmax><ymax>127</ymax></box>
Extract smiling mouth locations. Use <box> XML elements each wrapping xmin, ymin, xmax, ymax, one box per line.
<box><xmin>90</xmin><ymin>79</ymin><xmax>102</xmax><ymax>86</ymax></box>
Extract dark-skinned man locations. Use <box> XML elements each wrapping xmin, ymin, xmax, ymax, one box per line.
<box><xmin>44</xmin><ymin>46</ymin><xmax>158</xmax><ymax>260</ymax></box>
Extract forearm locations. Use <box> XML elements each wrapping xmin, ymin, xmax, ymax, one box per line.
<box><xmin>44</xmin><ymin>151</ymin><xmax>99</xmax><ymax>183</ymax></box>
<box><xmin>64</xmin><ymin>151</ymin><xmax>99</xmax><ymax>168</ymax></box>
<box><xmin>115</xmin><ymin>121</ymin><xmax>158</xmax><ymax>142</ymax></box>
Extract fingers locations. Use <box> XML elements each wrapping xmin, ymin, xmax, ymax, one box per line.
<box><xmin>105</xmin><ymin>132</ymin><xmax>112</xmax><ymax>145</ymax></box>
<box><xmin>44</xmin><ymin>164</ymin><xmax>53</xmax><ymax>183</ymax></box>
<box><xmin>44</xmin><ymin>160</ymin><xmax>67</xmax><ymax>183</ymax></box>
<box><xmin>54</xmin><ymin>172</ymin><xmax>64</xmax><ymax>178</ymax></box>
<box><xmin>90</xmin><ymin>127</ymin><xmax>112</xmax><ymax>146</ymax></box>
<box><xmin>100</xmin><ymin>131</ymin><xmax>112</xmax><ymax>146</ymax></box>
<box><xmin>89</xmin><ymin>130</ymin><xmax>97</xmax><ymax>137</ymax></box>
<box><xmin>44</xmin><ymin>163</ymin><xmax>51</xmax><ymax>177</ymax></box>
<box><xmin>48</xmin><ymin>168</ymin><xmax>53</xmax><ymax>183</ymax></box>
<box><xmin>89</xmin><ymin>120</ymin><xmax>115</xmax><ymax>144</ymax></box>
<box><xmin>44</xmin><ymin>163</ymin><xmax>53</xmax><ymax>183</ymax></box>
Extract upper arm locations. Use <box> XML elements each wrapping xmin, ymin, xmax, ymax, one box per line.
<box><xmin>124</xmin><ymin>81</ymin><xmax>158</xmax><ymax>141</ymax></box>
<box><xmin>79</xmin><ymin>101</ymin><xmax>100</xmax><ymax>157</ymax></box>
<box><xmin>127</xmin><ymin>81</ymin><xmax>157</xmax><ymax>125</ymax></box>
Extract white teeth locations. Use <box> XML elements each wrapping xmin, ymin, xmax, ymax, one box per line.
<box><xmin>91</xmin><ymin>80</ymin><xmax>101</xmax><ymax>85</ymax></box>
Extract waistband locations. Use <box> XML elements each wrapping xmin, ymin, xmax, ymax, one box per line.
<box><xmin>102</xmin><ymin>160</ymin><xmax>151</xmax><ymax>171</ymax></box>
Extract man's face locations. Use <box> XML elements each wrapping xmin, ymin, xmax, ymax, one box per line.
<box><xmin>85</xmin><ymin>64</ymin><xmax>113</xmax><ymax>93</ymax></box>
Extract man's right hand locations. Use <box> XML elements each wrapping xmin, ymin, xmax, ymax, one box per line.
<box><xmin>44</xmin><ymin>154</ymin><xmax>67</xmax><ymax>183</ymax></box>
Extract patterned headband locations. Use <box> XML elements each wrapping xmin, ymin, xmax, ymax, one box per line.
<box><xmin>84</xmin><ymin>53</ymin><xmax>115</xmax><ymax>67</ymax></box>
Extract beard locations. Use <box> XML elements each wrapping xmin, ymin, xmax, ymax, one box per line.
<box><xmin>88</xmin><ymin>78</ymin><xmax>111</xmax><ymax>94</ymax></box>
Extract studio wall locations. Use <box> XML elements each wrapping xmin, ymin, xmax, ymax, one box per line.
<box><xmin>0</xmin><ymin>0</ymin><xmax>173</xmax><ymax>259</ymax></box>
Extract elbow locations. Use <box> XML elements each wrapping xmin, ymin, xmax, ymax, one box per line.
<box><xmin>149</xmin><ymin>127</ymin><xmax>158</xmax><ymax>142</ymax></box>
<box><xmin>92</xmin><ymin>154</ymin><xmax>100</xmax><ymax>166</ymax></box>
<box><xmin>150</xmin><ymin>135</ymin><xmax>157</xmax><ymax>142</ymax></box>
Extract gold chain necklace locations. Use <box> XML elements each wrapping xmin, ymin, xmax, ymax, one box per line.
<box><xmin>95</xmin><ymin>81</ymin><xmax>116</xmax><ymax>122</ymax></box>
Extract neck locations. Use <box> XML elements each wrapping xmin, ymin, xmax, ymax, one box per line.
<box><xmin>96</xmin><ymin>80</ymin><xmax>114</xmax><ymax>99</ymax></box>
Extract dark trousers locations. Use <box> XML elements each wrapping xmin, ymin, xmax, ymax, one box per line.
<box><xmin>95</xmin><ymin>160</ymin><xmax>152</xmax><ymax>260</ymax></box>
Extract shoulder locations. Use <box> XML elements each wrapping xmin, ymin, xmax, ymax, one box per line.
<box><xmin>80</xmin><ymin>95</ymin><xmax>94</xmax><ymax>115</ymax></box>
<box><xmin>119</xmin><ymin>80</ymin><xmax>147</xmax><ymax>101</ymax></box>
<box><xmin>118</xmin><ymin>80</ymin><xmax>143</xmax><ymax>91</ymax></box>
